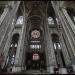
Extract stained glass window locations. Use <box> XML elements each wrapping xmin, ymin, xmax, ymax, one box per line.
<box><xmin>31</xmin><ymin>30</ymin><xmax>40</xmax><ymax>38</ymax></box>
<box><xmin>30</xmin><ymin>45</ymin><xmax>41</xmax><ymax>49</ymax></box>
<box><xmin>73</xmin><ymin>16</ymin><xmax>75</xmax><ymax>21</ymax></box>
<box><xmin>16</xmin><ymin>16</ymin><xmax>23</xmax><ymax>24</ymax></box>
<box><xmin>32</xmin><ymin>53</ymin><xmax>39</xmax><ymax>60</ymax></box>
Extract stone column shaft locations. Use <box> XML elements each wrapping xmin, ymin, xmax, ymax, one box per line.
<box><xmin>0</xmin><ymin>1</ymin><xmax>20</xmax><ymax>49</ymax></box>
<box><xmin>58</xmin><ymin>10</ymin><xmax>75</xmax><ymax>63</ymax></box>
<box><xmin>14</xmin><ymin>5</ymin><xmax>27</xmax><ymax>71</ymax></box>
<box><xmin>44</xmin><ymin>17</ymin><xmax>57</xmax><ymax>73</ymax></box>
<box><xmin>0</xmin><ymin>6</ymin><xmax>10</xmax><ymax>44</ymax></box>
<box><xmin>51</xmin><ymin>1</ymin><xmax>75</xmax><ymax>64</ymax></box>
<box><xmin>62</xmin><ymin>8</ymin><xmax>75</xmax><ymax>37</ymax></box>
<box><xmin>59</xmin><ymin>31</ymin><xmax>71</xmax><ymax>66</ymax></box>
<box><xmin>49</xmin><ymin>31</ymin><xmax>57</xmax><ymax>66</ymax></box>
<box><xmin>1</xmin><ymin>1</ymin><xmax>21</xmax><ymax>68</ymax></box>
<box><xmin>0</xmin><ymin>6</ymin><xmax>9</xmax><ymax>25</ymax></box>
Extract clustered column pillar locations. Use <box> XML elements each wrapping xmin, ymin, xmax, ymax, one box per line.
<box><xmin>12</xmin><ymin>5</ymin><xmax>28</xmax><ymax>72</ymax></box>
<box><xmin>0</xmin><ymin>1</ymin><xmax>20</xmax><ymax>69</ymax></box>
<box><xmin>43</xmin><ymin>17</ymin><xmax>57</xmax><ymax>73</ymax></box>
<box><xmin>51</xmin><ymin>1</ymin><xmax>75</xmax><ymax>73</ymax></box>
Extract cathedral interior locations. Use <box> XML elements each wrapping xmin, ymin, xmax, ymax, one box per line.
<box><xmin>0</xmin><ymin>1</ymin><xmax>75</xmax><ymax>74</ymax></box>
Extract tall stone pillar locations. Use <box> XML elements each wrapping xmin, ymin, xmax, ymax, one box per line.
<box><xmin>58</xmin><ymin>31</ymin><xmax>71</xmax><ymax>66</ymax></box>
<box><xmin>49</xmin><ymin>31</ymin><xmax>57</xmax><ymax>66</ymax></box>
<box><xmin>21</xmin><ymin>14</ymin><xmax>28</xmax><ymax>70</ymax></box>
<box><xmin>61</xmin><ymin>7</ymin><xmax>75</xmax><ymax>66</ymax></box>
<box><xmin>1</xmin><ymin>1</ymin><xmax>21</xmax><ymax>69</ymax></box>
<box><xmin>51</xmin><ymin>1</ymin><xmax>75</xmax><ymax>65</ymax></box>
<box><xmin>0</xmin><ymin>5</ymin><xmax>10</xmax><ymax>46</ymax></box>
<box><xmin>60</xmin><ymin>8</ymin><xmax>75</xmax><ymax>64</ymax></box>
<box><xmin>13</xmin><ymin>5</ymin><xmax>27</xmax><ymax>72</ymax></box>
<box><xmin>0</xmin><ymin>5</ymin><xmax>9</xmax><ymax>25</ymax></box>
<box><xmin>49</xmin><ymin>31</ymin><xmax>57</xmax><ymax>73</ymax></box>
<box><xmin>43</xmin><ymin>17</ymin><xmax>57</xmax><ymax>73</ymax></box>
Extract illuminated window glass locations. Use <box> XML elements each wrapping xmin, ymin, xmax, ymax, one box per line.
<box><xmin>32</xmin><ymin>53</ymin><xmax>39</xmax><ymax>60</ymax></box>
<box><xmin>31</xmin><ymin>41</ymin><xmax>40</xmax><ymax>43</ymax></box>
<box><xmin>30</xmin><ymin>45</ymin><xmax>35</xmax><ymax>49</ymax></box>
<box><xmin>54</xmin><ymin>43</ymin><xmax>56</xmax><ymax>49</ymax></box>
<box><xmin>56</xmin><ymin>18</ymin><xmax>58</xmax><ymax>23</ymax></box>
<box><xmin>15</xmin><ymin>44</ymin><xmax>17</xmax><ymax>47</ymax></box>
<box><xmin>11</xmin><ymin>55</ymin><xmax>15</xmax><ymax>64</ymax></box>
<box><xmin>31</xmin><ymin>30</ymin><xmax>40</xmax><ymax>38</ymax></box>
<box><xmin>12</xmin><ymin>19</ymin><xmax>15</xmax><ymax>25</ymax></box>
<box><xmin>57</xmin><ymin>43</ymin><xmax>61</xmax><ymax>49</ymax></box>
<box><xmin>73</xmin><ymin>16</ymin><xmax>75</xmax><ymax>21</ymax></box>
<box><xmin>10</xmin><ymin>44</ymin><xmax>13</xmax><ymax>47</ymax></box>
<box><xmin>30</xmin><ymin>45</ymin><xmax>41</xmax><ymax>49</ymax></box>
<box><xmin>6</xmin><ymin>34</ymin><xmax>19</xmax><ymax>67</ymax></box>
<box><xmin>48</xmin><ymin>17</ymin><xmax>54</xmax><ymax>24</ymax></box>
<box><xmin>53</xmin><ymin>43</ymin><xmax>61</xmax><ymax>50</ymax></box>
<box><xmin>16</xmin><ymin>16</ymin><xmax>23</xmax><ymax>24</ymax></box>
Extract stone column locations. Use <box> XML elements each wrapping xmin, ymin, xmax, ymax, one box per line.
<box><xmin>58</xmin><ymin>31</ymin><xmax>71</xmax><ymax>66</ymax></box>
<box><xmin>21</xmin><ymin>14</ymin><xmax>28</xmax><ymax>71</ymax></box>
<box><xmin>62</xmin><ymin>8</ymin><xmax>75</xmax><ymax>51</ymax></box>
<box><xmin>1</xmin><ymin>1</ymin><xmax>21</xmax><ymax>69</ymax></box>
<box><xmin>51</xmin><ymin>1</ymin><xmax>75</xmax><ymax>65</ymax></box>
<box><xmin>72</xmin><ymin>65</ymin><xmax>75</xmax><ymax>73</ymax></box>
<box><xmin>0</xmin><ymin>5</ymin><xmax>9</xmax><ymax>25</ymax></box>
<box><xmin>43</xmin><ymin>17</ymin><xmax>57</xmax><ymax>73</ymax></box>
<box><xmin>0</xmin><ymin>1</ymin><xmax>20</xmax><ymax>48</ymax></box>
<box><xmin>2</xmin><ymin>18</ymin><xmax>15</xmax><ymax>69</ymax></box>
<box><xmin>61</xmin><ymin>8</ymin><xmax>75</xmax><ymax>37</ymax></box>
<box><xmin>59</xmin><ymin>68</ymin><xmax>68</xmax><ymax>74</ymax></box>
<box><xmin>49</xmin><ymin>66</ymin><xmax>54</xmax><ymax>74</ymax></box>
<box><xmin>12</xmin><ymin>5</ymin><xmax>27</xmax><ymax>72</ymax></box>
<box><xmin>0</xmin><ymin>5</ymin><xmax>10</xmax><ymax>45</ymax></box>
<box><xmin>49</xmin><ymin>31</ymin><xmax>57</xmax><ymax>67</ymax></box>
<box><xmin>59</xmin><ymin>8</ymin><xmax>75</xmax><ymax>64</ymax></box>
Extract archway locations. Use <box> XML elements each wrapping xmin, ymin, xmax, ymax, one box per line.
<box><xmin>26</xmin><ymin>29</ymin><xmax>46</xmax><ymax>70</ymax></box>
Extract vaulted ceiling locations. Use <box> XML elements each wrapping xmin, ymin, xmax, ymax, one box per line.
<box><xmin>24</xmin><ymin>1</ymin><xmax>48</xmax><ymax>17</ymax></box>
<box><xmin>24</xmin><ymin>1</ymin><xmax>57</xmax><ymax>30</ymax></box>
<box><xmin>24</xmin><ymin>1</ymin><xmax>48</xmax><ymax>30</ymax></box>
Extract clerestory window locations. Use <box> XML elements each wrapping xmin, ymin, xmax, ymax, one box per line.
<box><xmin>48</xmin><ymin>17</ymin><xmax>54</xmax><ymax>24</ymax></box>
<box><xmin>16</xmin><ymin>16</ymin><xmax>23</xmax><ymax>24</ymax></box>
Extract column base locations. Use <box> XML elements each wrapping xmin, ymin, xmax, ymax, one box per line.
<box><xmin>72</xmin><ymin>64</ymin><xmax>75</xmax><ymax>73</ymax></box>
<box><xmin>12</xmin><ymin>67</ymin><xmax>22</xmax><ymax>72</ymax></box>
<box><xmin>49</xmin><ymin>66</ymin><xmax>54</xmax><ymax>74</ymax></box>
<box><xmin>59</xmin><ymin>68</ymin><xmax>68</xmax><ymax>74</ymax></box>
